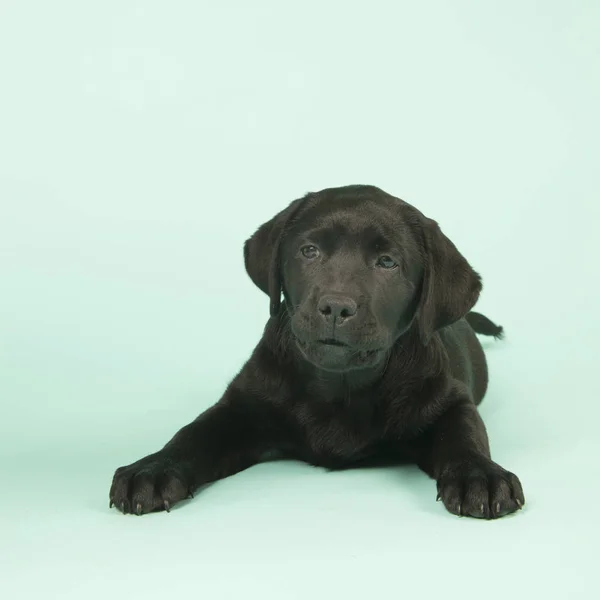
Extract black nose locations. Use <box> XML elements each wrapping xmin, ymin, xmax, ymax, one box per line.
<box><xmin>318</xmin><ymin>295</ymin><xmax>358</xmax><ymax>322</ymax></box>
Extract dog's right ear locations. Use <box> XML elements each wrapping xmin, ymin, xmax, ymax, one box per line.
<box><xmin>244</xmin><ymin>197</ymin><xmax>306</xmax><ymax>317</ymax></box>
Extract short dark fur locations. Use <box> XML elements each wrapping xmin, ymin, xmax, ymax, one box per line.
<box><xmin>110</xmin><ymin>185</ymin><xmax>524</xmax><ymax>519</ymax></box>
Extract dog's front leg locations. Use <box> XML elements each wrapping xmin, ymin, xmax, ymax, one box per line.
<box><xmin>109</xmin><ymin>388</ymin><xmax>282</xmax><ymax>515</ymax></box>
<box><xmin>417</xmin><ymin>398</ymin><xmax>525</xmax><ymax>519</ymax></box>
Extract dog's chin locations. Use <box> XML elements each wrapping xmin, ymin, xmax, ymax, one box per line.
<box><xmin>294</xmin><ymin>338</ymin><xmax>384</xmax><ymax>372</ymax></box>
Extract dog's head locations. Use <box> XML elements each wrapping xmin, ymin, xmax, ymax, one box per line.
<box><xmin>244</xmin><ymin>185</ymin><xmax>481</xmax><ymax>372</ymax></box>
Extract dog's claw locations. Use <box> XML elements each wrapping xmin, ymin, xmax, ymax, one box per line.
<box><xmin>164</xmin><ymin>500</ymin><xmax>171</xmax><ymax>513</ymax></box>
<box><xmin>136</xmin><ymin>503</ymin><xmax>142</xmax><ymax>516</ymax></box>
<box><xmin>120</xmin><ymin>502</ymin><xmax>125</xmax><ymax>514</ymax></box>
<box><xmin>109</xmin><ymin>500</ymin><xmax>114</xmax><ymax>509</ymax></box>
<box><xmin>436</xmin><ymin>493</ymin><xmax>441</xmax><ymax>502</ymax></box>
<box><xmin>188</xmin><ymin>490</ymin><xmax>195</xmax><ymax>499</ymax></box>
<box><xmin>480</xmin><ymin>503</ymin><xmax>485</xmax><ymax>514</ymax></box>
<box><xmin>495</xmin><ymin>502</ymin><xmax>500</xmax><ymax>515</ymax></box>
<box><xmin>515</xmin><ymin>498</ymin><xmax>523</xmax><ymax>509</ymax></box>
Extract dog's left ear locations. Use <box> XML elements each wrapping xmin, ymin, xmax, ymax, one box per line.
<box><xmin>415</xmin><ymin>215</ymin><xmax>482</xmax><ymax>343</ymax></box>
<box><xmin>244</xmin><ymin>197</ymin><xmax>306</xmax><ymax>317</ymax></box>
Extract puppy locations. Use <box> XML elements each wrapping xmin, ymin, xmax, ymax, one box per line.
<box><xmin>110</xmin><ymin>185</ymin><xmax>524</xmax><ymax>519</ymax></box>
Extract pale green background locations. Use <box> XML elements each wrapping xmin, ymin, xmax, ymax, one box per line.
<box><xmin>1</xmin><ymin>1</ymin><xmax>598</xmax><ymax>598</ymax></box>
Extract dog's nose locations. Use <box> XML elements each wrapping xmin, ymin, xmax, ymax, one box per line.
<box><xmin>318</xmin><ymin>295</ymin><xmax>358</xmax><ymax>322</ymax></box>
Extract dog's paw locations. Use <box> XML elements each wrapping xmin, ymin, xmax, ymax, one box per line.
<box><xmin>109</xmin><ymin>453</ymin><xmax>195</xmax><ymax>515</ymax></box>
<box><xmin>436</xmin><ymin>457</ymin><xmax>525</xmax><ymax>519</ymax></box>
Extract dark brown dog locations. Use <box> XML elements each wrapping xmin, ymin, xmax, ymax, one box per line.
<box><xmin>110</xmin><ymin>185</ymin><xmax>524</xmax><ymax>519</ymax></box>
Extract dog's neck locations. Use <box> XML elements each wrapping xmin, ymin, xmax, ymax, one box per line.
<box><xmin>301</xmin><ymin>359</ymin><xmax>387</xmax><ymax>397</ymax></box>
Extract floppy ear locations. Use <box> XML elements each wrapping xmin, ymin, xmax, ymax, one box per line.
<box><xmin>244</xmin><ymin>197</ymin><xmax>306</xmax><ymax>317</ymax></box>
<box><xmin>416</xmin><ymin>216</ymin><xmax>482</xmax><ymax>343</ymax></box>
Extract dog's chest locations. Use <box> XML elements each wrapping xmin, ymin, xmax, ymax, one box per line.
<box><xmin>292</xmin><ymin>394</ymin><xmax>385</xmax><ymax>465</ymax></box>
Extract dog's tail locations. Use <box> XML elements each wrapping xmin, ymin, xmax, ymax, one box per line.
<box><xmin>465</xmin><ymin>311</ymin><xmax>504</xmax><ymax>340</ymax></box>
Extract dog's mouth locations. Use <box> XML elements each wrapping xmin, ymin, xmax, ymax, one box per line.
<box><xmin>318</xmin><ymin>339</ymin><xmax>381</xmax><ymax>357</ymax></box>
<box><xmin>296</xmin><ymin>337</ymin><xmax>381</xmax><ymax>358</ymax></box>
<box><xmin>318</xmin><ymin>338</ymin><xmax>349</xmax><ymax>347</ymax></box>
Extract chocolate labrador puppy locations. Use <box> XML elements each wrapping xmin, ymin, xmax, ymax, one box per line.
<box><xmin>109</xmin><ymin>185</ymin><xmax>524</xmax><ymax>519</ymax></box>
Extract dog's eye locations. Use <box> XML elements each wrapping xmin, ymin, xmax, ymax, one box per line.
<box><xmin>377</xmin><ymin>255</ymin><xmax>398</xmax><ymax>269</ymax></box>
<box><xmin>301</xmin><ymin>245</ymin><xmax>320</xmax><ymax>259</ymax></box>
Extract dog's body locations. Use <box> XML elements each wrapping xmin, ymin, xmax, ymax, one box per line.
<box><xmin>110</xmin><ymin>185</ymin><xmax>524</xmax><ymax>519</ymax></box>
